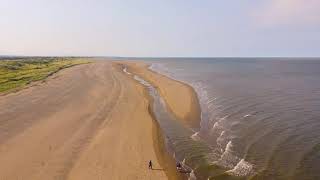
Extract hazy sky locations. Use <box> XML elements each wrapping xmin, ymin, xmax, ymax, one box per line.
<box><xmin>0</xmin><ymin>0</ymin><xmax>320</xmax><ymax>57</ymax></box>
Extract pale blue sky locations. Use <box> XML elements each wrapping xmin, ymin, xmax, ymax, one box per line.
<box><xmin>0</xmin><ymin>0</ymin><xmax>319</xmax><ymax>57</ymax></box>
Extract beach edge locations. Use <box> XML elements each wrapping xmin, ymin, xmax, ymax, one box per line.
<box><xmin>113</xmin><ymin>62</ymin><xmax>184</xmax><ymax>180</ymax></box>
<box><xmin>123</xmin><ymin>60</ymin><xmax>201</xmax><ymax>129</ymax></box>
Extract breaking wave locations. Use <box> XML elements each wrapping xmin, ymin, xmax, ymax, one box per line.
<box><xmin>191</xmin><ymin>131</ymin><xmax>201</xmax><ymax>141</ymax></box>
<box><xmin>226</xmin><ymin>159</ymin><xmax>254</xmax><ymax>177</ymax></box>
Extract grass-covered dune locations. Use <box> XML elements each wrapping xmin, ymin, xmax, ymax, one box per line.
<box><xmin>0</xmin><ymin>57</ymin><xmax>90</xmax><ymax>93</ymax></box>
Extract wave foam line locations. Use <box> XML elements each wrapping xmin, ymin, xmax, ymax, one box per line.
<box><xmin>226</xmin><ymin>159</ymin><xmax>254</xmax><ymax>177</ymax></box>
<box><xmin>191</xmin><ymin>131</ymin><xmax>201</xmax><ymax>141</ymax></box>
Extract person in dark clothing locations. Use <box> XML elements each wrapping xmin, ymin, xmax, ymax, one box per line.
<box><xmin>176</xmin><ymin>162</ymin><xmax>182</xmax><ymax>171</ymax></box>
<box><xmin>177</xmin><ymin>162</ymin><xmax>181</xmax><ymax>167</ymax></box>
<box><xmin>148</xmin><ymin>160</ymin><xmax>153</xmax><ymax>169</ymax></box>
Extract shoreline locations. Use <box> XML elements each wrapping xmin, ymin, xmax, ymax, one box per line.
<box><xmin>0</xmin><ymin>60</ymin><xmax>200</xmax><ymax>179</ymax></box>
<box><xmin>121</xmin><ymin>61</ymin><xmax>202</xmax><ymax>129</ymax></box>
<box><xmin>147</xmin><ymin>65</ymin><xmax>201</xmax><ymax>129</ymax></box>
<box><xmin>117</xmin><ymin>60</ymin><xmax>204</xmax><ymax>179</ymax></box>
<box><xmin>149</xmin><ymin>102</ymin><xmax>186</xmax><ymax>180</ymax></box>
<box><xmin>114</xmin><ymin>62</ymin><xmax>184</xmax><ymax>180</ymax></box>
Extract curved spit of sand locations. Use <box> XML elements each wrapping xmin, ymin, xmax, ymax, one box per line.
<box><xmin>122</xmin><ymin>61</ymin><xmax>201</xmax><ymax>129</ymax></box>
<box><xmin>0</xmin><ymin>61</ymin><xmax>169</xmax><ymax>180</ymax></box>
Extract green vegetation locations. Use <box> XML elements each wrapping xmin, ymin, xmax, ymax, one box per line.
<box><xmin>0</xmin><ymin>57</ymin><xmax>90</xmax><ymax>93</ymax></box>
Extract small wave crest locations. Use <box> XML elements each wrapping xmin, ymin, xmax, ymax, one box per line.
<box><xmin>149</xmin><ymin>63</ymin><xmax>176</xmax><ymax>77</ymax></box>
<box><xmin>214</xmin><ymin>141</ymin><xmax>239</xmax><ymax>169</ymax></box>
<box><xmin>190</xmin><ymin>81</ymin><xmax>219</xmax><ymax>135</ymax></box>
<box><xmin>190</xmin><ymin>81</ymin><xmax>213</xmax><ymax>117</ymax></box>
<box><xmin>188</xmin><ymin>170</ymin><xmax>197</xmax><ymax>180</ymax></box>
<box><xmin>211</xmin><ymin>120</ymin><xmax>222</xmax><ymax>132</ymax></box>
<box><xmin>213</xmin><ymin>141</ymin><xmax>254</xmax><ymax>176</ymax></box>
<box><xmin>191</xmin><ymin>131</ymin><xmax>201</xmax><ymax>141</ymax></box>
<box><xmin>217</xmin><ymin>131</ymin><xmax>226</xmax><ymax>148</ymax></box>
<box><xmin>210</xmin><ymin>115</ymin><xmax>228</xmax><ymax>135</ymax></box>
<box><xmin>226</xmin><ymin>159</ymin><xmax>254</xmax><ymax>177</ymax></box>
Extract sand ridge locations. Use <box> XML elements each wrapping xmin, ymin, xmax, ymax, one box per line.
<box><xmin>121</xmin><ymin>61</ymin><xmax>201</xmax><ymax>129</ymax></box>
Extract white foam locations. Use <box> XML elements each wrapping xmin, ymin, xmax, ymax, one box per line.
<box><xmin>221</xmin><ymin>115</ymin><xmax>229</xmax><ymax>120</ymax></box>
<box><xmin>219</xmin><ymin>130</ymin><xmax>225</xmax><ymax>138</ymax></box>
<box><xmin>191</xmin><ymin>131</ymin><xmax>201</xmax><ymax>141</ymax></box>
<box><xmin>190</xmin><ymin>81</ymin><xmax>213</xmax><ymax>130</ymax></box>
<box><xmin>213</xmin><ymin>121</ymin><xmax>220</xmax><ymax>129</ymax></box>
<box><xmin>226</xmin><ymin>159</ymin><xmax>254</xmax><ymax>177</ymax></box>
<box><xmin>149</xmin><ymin>63</ymin><xmax>175</xmax><ymax>77</ymax></box>
<box><xmin>182</xmin><ymin>158</ymin><xmax>186</xmax><ymax>166</ymax></box>
<box><xmin>210</xmin><ymin>117</ymin><xmax>225</xmax><ymax>133</ymax></box>
<box><xmin>122</xmin><ymin>67</ymin><xmax>131</xmax><ymax>75</ymax></box>
<box><xmin>214</xmin><ymin>141</ymin><xmax>239</xmax><ymax>169</ymax></box>
<box><xmin>216</xmin><ymin>131</ymin><xmax>225</xmax><ymax>146</ymax></box>
<box><xmin>188</xmin><ymin>170</ymin><xmax>197</xmax><ymax>180</ymax></box>
<box><xmin>224</xmin><ymin>141</ymin><xmax>233</xmax><ymax>153</ymax></box>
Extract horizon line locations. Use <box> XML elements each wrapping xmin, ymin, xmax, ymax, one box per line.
<box><xmin>1</xmin><ymin>55</ymin><xmax>320</xmax><ymax>59</ymax></box>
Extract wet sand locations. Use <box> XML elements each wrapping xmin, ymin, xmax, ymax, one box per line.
<box><xmin>122</xmin><ymin>61</ymin><xmax>201</xmax><ymax>128</ymax></box>
<box><xmin>0</xmin><ymin>61</ymin><xmax>169</xmax><ymax>180</ymax></box>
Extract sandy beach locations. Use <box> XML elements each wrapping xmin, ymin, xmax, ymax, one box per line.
<box><xmin>0</xmin><ymin>59</ymin><xmax>201</xmax><ymax>179</ymax></box>
<box><xmin>0</xmin><ymin>61</ymin><xmax>179</xmax><ymax>180</ymax></box>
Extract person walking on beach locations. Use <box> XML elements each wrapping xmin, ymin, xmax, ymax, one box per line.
<box><xmin>148</xmin><ymin>160</ymin><xmax>153</xmax><ymax>170</ymax></box>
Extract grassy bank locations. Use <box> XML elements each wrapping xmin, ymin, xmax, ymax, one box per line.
<box><xmin>0</xmin><ymin>57</ymin><xmax>90</xmax><ymax>93</ymax></box>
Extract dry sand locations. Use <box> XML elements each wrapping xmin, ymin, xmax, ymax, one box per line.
<box><xmin>122</xmin><ymin>61</ymin><xmax>201</xmax><ymax>128</ymax></box>
<box><xmin>0</xmin><ymin>61</ymin><xmax>172</xmax><ymax>180</ymax></box>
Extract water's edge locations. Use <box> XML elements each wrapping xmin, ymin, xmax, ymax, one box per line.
<box><xmin>148</xmin><ymin>62</ymin><xmax>254</xmax><ymax>179</ymax></box>
<box><xmin>121</xmin><ymin>64</ymin><xmax>244</xmax><ymax>180</ymax></box>
<box><xmin>120</xmin><ymin>65</ymin><xmax>186</xmax><ymax>180</ymax></box>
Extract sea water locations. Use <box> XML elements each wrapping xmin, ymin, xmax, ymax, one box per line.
<box><xmin>148</xmin><ymin>58</ymin><xmax>320</xmax><ymax>180</ymax></box>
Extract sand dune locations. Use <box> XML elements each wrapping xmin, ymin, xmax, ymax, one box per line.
<box><xmin>0</xmin><ymin>61</ymin><xmax>168</xmax><ymax>180</ymax></box>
